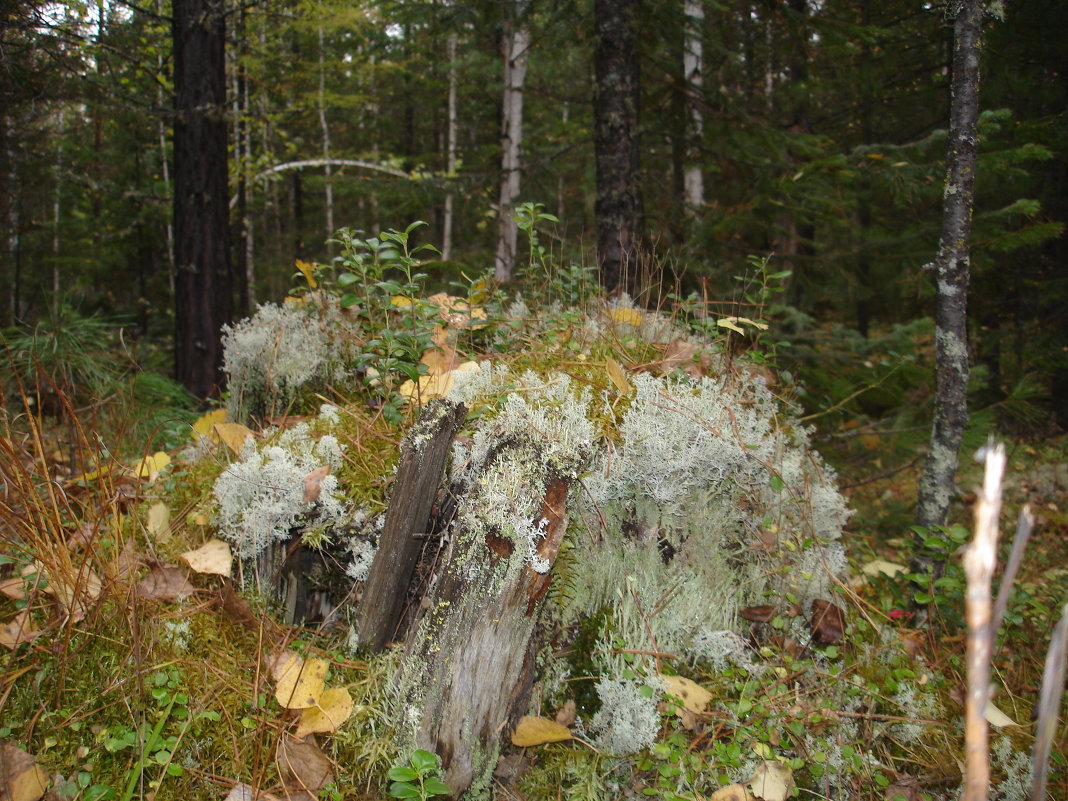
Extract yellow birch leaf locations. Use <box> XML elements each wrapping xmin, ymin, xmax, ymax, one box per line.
<box><xmin>716</xmin><ymin>318</ymin><xmax>746</xmax><ymax>334</ymax></box>
<box><xmin>272</xmin><ymin>652</ymin><xmax>328</xmax><ymax>709</ymax></box>
<box><xmin>213</xmin><ymin>423</ymin><xmax>255</xmax><ymax>455</ymax></box>
<box><xmin>295</xmin><ymin>259</ymin><xmax>318</xmax><ymax>288</ymax></box>
<box><xmin>860</xmin><ymin>560</ymin><xmax>907</xmax><ymax>578</ymax></box>
<box><xmin>0</xmin><ymin>742</ymin><xmax>49</xmax><ymax>801</ymax></box>
<box><xmin>984</xmin><ymin>702</ymin><xmax>1018</xmax><ymax>728</ymax></box>
<box><xmin>146</xmin><ymin>502</ymin><xmax>171</xmax><ymax>541</ymax></box>
<box><xmin>608</xmin><ymin>307</ymin><xmax>643</xmax><ymax>326</ymax></box>
<box><xmin>181</xmin><ymin>539</ymin><xmax>233</xmax><ymax>576</ymax></box>
<box><xmin>135</xmin><ymin>451</ymin><xmax>171</xmax><ymax>482</ymax></box>
<box><xmin>660</xmin><ymin>675</ymin><xmax>712</xmax><ymax>715</ymax></box>
<box><xmin>294</xmin><ymin>687</ymin><xmax>354</xmax><ymax>738</ymax></box>
<box><xmin>390</xmin><ymin>295</ymin><xmax>414</xmax><ymax>308</ymax></box>
<box><xmin>192</xmin><ymin>409</ymin><xmax>227</xmax><ymax>441</ymax></box>
<box><xmin>510</xmin><ymin>716</ymin><xmax>572</xmax><ymax>747</ymax></box>
<box><xmin>748</xmin><ymin>761</ymin><xmax>794</xmax><ymax>801</ymax></box>
<box><xmin>709</xmin><ymin>786</ymin><xmax>756</xmax><ymax>801</ymax></box>
<box><xmin>605</xmin><ymin>358</ymin><xmax>630</xmax><ymax>395</ymax></box>
<box><xmin>731</xmin><ymin>316</ymin><xmax>769</xmax><ymax>331</ymax></box>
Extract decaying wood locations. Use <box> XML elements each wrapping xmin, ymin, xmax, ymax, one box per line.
<box><xmin>395</xmin><ymin>464</ymin><xmax>572</xmax><ymax>795</ymax></box>
<box><xmin>355</xmin><ymin>398</ymin><xmax>467</xmax><ymax>651</ymax></box>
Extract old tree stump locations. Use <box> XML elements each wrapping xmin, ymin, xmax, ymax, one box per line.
<box><xmin>357</xmin><ymin>394</ymin><xmax>591</xmax><ymax>796</ymax></box>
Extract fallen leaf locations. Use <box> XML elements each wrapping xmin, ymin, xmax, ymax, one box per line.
<box><xmin>0</xmin><ymin>742</ymin><xmax>49</xmax><ymax>801</ymax></box>
<box><xmin>709</xmin><ymin>785</ymin><xmax>756</xmax><ymax>801</ymax></box>
<box><xmin>554</xmin><ymin>699</ymin><xmax>576</xmax><ymax>727</ymax></box>
<box><xmin>510</xmin><ymin>716</ymin><xmax>572</xmax><ymax>747</ymax></box>
<box><xmin>110</xmin><ymin>537</ymin><xmax>141</xmax><ymax>584</ymax></box>
<box><xmin>137</xmin><ymin>565</ymin><xmax>195</xmax><ymax>602</ymax></box>
<box><xmin>605</xmin><ymin>358</ymin><xmax>630</xmax><ymax>395</ymax></box>
<box><xmin>717</xmin><ymin>318</ymin><xmax>745</xmax><ymax>334</ymax></box>
<box><xmin>861</xmin><ymin>559</ymin><xmax>907</xmax><ymax>578</ymax></box>
<box><xmin>135</xmin><ymin>451</ymin><xmax>171</xmax><ymax>482</ymax></box>
<box><xmin>271</xmin><ymin>652</ymin><xmax>328</xmax><ymax>709</ymax></box>
<box><xmin>214</xmin><ymin>423</ymin><xmax>255</xmax><ymax>456</ymax></box>
<box><xmin>740</xmin><ymin>605</ymin><xmax>777</xmax><ymax>623</ymax></box>
<box><xmin>294</xmin><ymin>687</ymin><xmax>354</xmax><ymax>738</ymax></box>
<box><xmin>660</xmin><ymin>674</ymin><xmax>713</xmax><ymax>731</ymax></box>
<box><xmin>181</xmin><ymin>539</ymin><xmax>233</xmax><ymax>576</ymax></box>
<box><xmin>302</xmin><ymin>466</ymin><xmax>330</xmax><ymax>504</ymax></box>
<box><xmin>277</xmin><ymin>737</ymin><xmax>333</xmax><ymax>796</ymax></box>
<box><xmin>32</xmin><ymin>560</ymin><xmax>102</xmax><ymax>623</ymax></box>
<box><xmin>0</xmin><ymin>610</ymin><xmax>40</xmax><ymax>649</ymax></box>
<box><xmin>223</xmin><ymin>783</ymin><xmax>282</xmax><ymax>801</ymax></box>
<box><xmin>295</xmin><ymin>259</ymin><xmax>318</xmax><ymax>289</ymax></box>
<box><xmin>0</xmin><ymin>577</ymin><xmax>26</xmax><ymax>600</ymax></box>
<box><xmin>145</xmin><ymin>502</ymin><xmax>171</xmax><ymax>541</ymax></box>
<box><xmin>192</xmin><ymin>409</ymin><xmax>227</xmax><ymax>441</ymax></box>
<box><xmin>608</xmin><ymin>307</ymin><xmax>643</xmax><ymax>326</ymax></box>
<box><xmin>659</xmin><ymin>339</ymin><xmax>699</xmax><ymax>374</ymax></box>
<box><xmin>397</xmin><ymin>361</ymin><xmax>479</xmax><ymax>405</ymax></box>
<box><xmin>810</xmin><ymin>599</ymin><xmax>845</xmax><ymax>644</ymax></box>
<box><xmin>421</xmin><ymin>346</ymin><xmax>461</xmax><ymax>376</ymax></box>
<box><xmin>217</xmin><ymin>581</ymin><xmax>258</xmax><ymax>628</ymax></box>
<box><xmin>984</xmin><ymin>701</ymin><xmax>1018</xmax><ymax>728</ymax></box>
<box><xmin>748</xmin><ymin>760</ymin><xmax>794</xmax><ymax>801</ymax></box>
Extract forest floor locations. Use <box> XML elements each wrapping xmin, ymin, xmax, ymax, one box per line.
<box><xmin>2</xmin><ymin>296</ymin><xmax>1067</xmax><ymax>801</ymax></box>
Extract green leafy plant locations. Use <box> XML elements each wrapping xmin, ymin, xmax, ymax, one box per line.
<box><xmin>387</xmin><ymin>749</ymin><xmax>451</xmax><ymax>800</ymax></box>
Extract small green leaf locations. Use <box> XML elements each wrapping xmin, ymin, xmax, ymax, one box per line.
<box><xmin>423</xmin><ymin>778</ymin><xmax>452</xmax><ymax>796</ymax></box>
<box><xmin>388</xmin><ymin>781</ymin><xmax>422</xmax><ymax>798</ymax></box>
<box><xmin>387</xmin><ymin>767</ymin><xmax>419</xmax><ymax>782</ymax></box>
<box><xmin>410</xmin><ymin>749</ymin><xmax>439</xmax><ymax>774</ymax></box>
<box><xmin>769</xmin><ymin>474</ymin><xmax>784</xmax><ymax>493</ymax></box>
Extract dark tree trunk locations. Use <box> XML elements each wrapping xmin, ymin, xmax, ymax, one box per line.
<box><xmin>915</xmin><ymin>2</ymin><xmax>982</xmax><ymax>538</ymax></box>
<box><xmin>593</xmin><ymin>0</ymin><xmax>643</xmax><ymax>294</ymax></box>
<box><xmin>172</xmin><ymin>0</ymin><xmax>232</xmax><ymax>400</ymax></box>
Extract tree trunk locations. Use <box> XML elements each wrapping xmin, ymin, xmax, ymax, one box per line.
<box><xmin>915</xmin><ymin>2</ymin><xmax>982</xmax><ymax>538</ymax></box>
<box><xmin>356</xmin><ymin>399</ymin><xmax>467</xmax><ymax>651</ymax></box>
<box><xmin>442</xmin><ymin>30</ymin><xmax>458</xmax><ymax>262</ymax></box>
<box><xmin>494</xmin><ymin>2</ymin><xmax>530</xmax><ymax>283</ymax></box>
<box><xmin>682</xmin><ymin>0</ymin><xmax>704</xmax><ymax>210</ymax></box>
<box><xmin>317</xmin><ymin>14</ymin><xmax>334</xmax><ymax>249</ymax></box>
<box><xmin>172</xmin><ymin>0</ymin><xmax>232</xmax><ymax>399</ymax></box>
<box><xmin>593</xmin><ymin>0</ymin><xmax>642</xmax><ymax>294</ymax></box>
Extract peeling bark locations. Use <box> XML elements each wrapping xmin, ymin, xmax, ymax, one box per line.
<box><xmin>915</xmin><ymin>2</ymin><xmax>982</xmax><ymax>542</ymax></box>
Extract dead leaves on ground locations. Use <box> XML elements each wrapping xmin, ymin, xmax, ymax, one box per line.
<box><xmin>0</xmin><ymin>742</ymin><xmax>49</xmax><ymax>801</ymax></box>
<box><xmin>268</xmin><ymin>650</ymin><xmax>354</xmax><ymax>738</ymax></box>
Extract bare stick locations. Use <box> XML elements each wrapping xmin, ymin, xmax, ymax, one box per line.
<box><xmin>991</xmin><ymin>505</ymin><xmax>1034</xmax><ymax>637</ymax></box>
<box><xmin>962</xmin><ymin>442</ymin><xmax>1005</xmax><ymax>801</ymax></box>
<box><xmin>1031</xmin><ymin>602</ymin><xmax>1068</xmax><ymax>801</ymax></box>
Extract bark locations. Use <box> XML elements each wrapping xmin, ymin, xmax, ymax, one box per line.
<box><xmin>442</xmin><ymin>31</ymin><xmax>458</xmax><ymax>261</ymax></box>
<box><xmin>356</xmin><ymin>399</ymin><xmax>467</xmax><ymax>651</ymax></box>
<box><xmin>172</xmin><ymin>0</ymin><xmax>232</xmax><ymax>399</ymax></box>
<box><xmin>494</xmin><ymin>2</ymin><xmax>530</xmax><ymax>283</ymax></box>
<box><xmin>915</xmin><ymin>2</ymin><xmax>982</xmax><ymax>537</ymax></box>
<box><xmin>593</xmin><ymin>0</ymin><xmax>642</xmax><ymax>294</ymax></box>
<box><xmin>317</xmin><ymin>16</ymin><xmax>334</xmax><ymax>248</ymax></box>
<box><xmin>682</xmin><ymin>0</ymin><xmax>704</xmax><ymax>210</ymax></box>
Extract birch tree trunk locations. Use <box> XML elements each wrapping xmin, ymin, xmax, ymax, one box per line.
<box><xmin>317</xmin><ymin>16</ymin><xmax>334</xmax><ymax>248</ymax></box>
<box><xmin>682</xmin><ymin>0</ymin><xmax>704</xmax><ymax>210</ymax></box>
<box><xmin>494</xmin><ymin>3</ymin><xmax>530</xmax><ymax>283</ymax></box>
<box><xmin>442</xmin><ymin>30</ymin><xmax>458</xmax><ymax>261</ymax></box>
<box><xmin>915</xmin><ymin>1</ymin><xmax>982</xmax><ymax>540</ymax></box>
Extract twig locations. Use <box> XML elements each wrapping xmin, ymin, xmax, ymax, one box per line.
<box><xmin>991</xmin><ymin>505</ymin><xmax>1034</xmax><ymax>637</ymax></box>
<box><xmin>1031</xmin><ymin>603</ymin><xmax>1068</xmax><ymax>801</ymax></box>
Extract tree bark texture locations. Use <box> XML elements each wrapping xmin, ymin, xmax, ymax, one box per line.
<box><xmin>442</xmin><ymin>31</ymin><xmax>459</xmax><ymax>261</ymax></box>
<box><xmin>594</xmin><ymin>0</ymin><xmax>642</xmax><ymax>294</ymax></box>
<box><xmin>356</xmin><ymin>399</ymin><xmax>467</xmax><ymax>651</ymax></box>
<box><xmin>682</xmin><ymin>0</ymin><xmax>704</xmax><ymax>210</ymax></box>
<box><xmin>915</xmin><ymin>1</ymin><xmax>981</xmax><ymax>535</ymax></box>
<box><xmin>172</xmin><ymin>0</ymin><xmax>232</xmax><ymax>399</ymax></box>
<box><xmin>494</xmin><ymin>3</ymin><xmax>530</xmax><ymax>283</ymax></box>
<box><xmin>393</xmin><ymin>442</ymin><xmax>580</xmax><ymax>794</ymax></box>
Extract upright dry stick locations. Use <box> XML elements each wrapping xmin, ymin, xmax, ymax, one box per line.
<box><xmin>962</xmin><ymin>443</ymin><xmax>1005</xmax><ymax>801</ymax></box>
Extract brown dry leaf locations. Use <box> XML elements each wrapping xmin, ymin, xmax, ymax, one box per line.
<box><xmin>180</xmin><ymin>539</ymin><xmax>233</xmax><ymax>576</ymax></box>
<box><xmin>421</xmin><ymin>346</ymin><xmax>461</xmax><ymax>376</ymax></box>
<box><xmin>301</xmin><ymin>466</ymin><xmax>330</xmax><ymax>504</ymax></box>
<box><xmin>554</xmin><ymin>699</ymin><xmax>576</xmax><ymax>727</ymax></box>
<box><xmin>0</xmin><ymin>610</ymin><xmax>41</xmax><ymax>650</ymax></box>
<box><xmin>277</xmin><ymin>737</ymin><xmax>333</xmax><ymax>796</ymax></box>
<box><xmin>709</xmin><ymin>785</ymin><xmax>756</xmax><ymax>801</ymax></box>
<box><xmin>32</xmin><ymin>561</ymin><xmax>102</xmax><ymax>623</ymax></box>
<box><xmin>222</xmin><ymin>783</ymin><xmax>283</xmax><ymax>801</ymax></box>
<box><xmin>294</xmin><ymin>687</ymin><xmax>354</xmax><ymax>738</ymax></box>
<box><xmin>271</xmin><ymin>652</ymin><xmax>328</xmax><ymax>709</ymax></box>
<box><xmin>110</xmin><ymin>537</ymin><xmax>141</xmax><ymax>584</ymax></box>
<box><xmin>0</xmin><ymin>577</ymin><xmax>26</xmax><ymax>600</ymax></box>
<box><xmin>217</xmin><ymin>581</ymin><xmax>258</xmax><ymax>628</ymax></box>
<box><xmin>510</xmin><ymin>716</ymin><xmax>572</xmax><ymax>747</ymax></box>
<box><xmin>137</xmin><ymin>565</ymin><xmax>195</xmax><ymax>602</ymax></box>
<box><xmin>660</xmin><ymin>339</ymin><xmax>700</xmax><ymax>374</ymax></box>
<box><xmin>214</xmin><ymin>423</ymin><xmax>255</xmax><ymax>456</ymax></box>
<box><xmin>605</xmin><ymin>358</ymin><xmax>630</xmax><ymax>395</ymax></box>
<box><xmin>810</xmin><ymin>599</ymin><xmax>845</xmax><ymax>644</ymax></box>
<box><xmin>740</xmin><ymin>605</ymin><xmax>777</xmax><ymax>623</ymax></box>
<box><xmin>0</xmin><ymin>741</ymin><xmax>49</xmax><ymax>801</ymax></box>
<box><xmin>145</xmin><ymin>502</ymin><xmax>172</xmax><ymax>541</ymax></box>
<box><xmin>748</xmin><ymin>760</ymin><xmax>794</xmax><ymax>801</ymax></box>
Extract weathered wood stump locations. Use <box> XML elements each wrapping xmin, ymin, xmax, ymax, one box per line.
<box><xmin>355</xmin><ymin>399</ymin><xmax>467</xmax><ymax>649</ymax></box>
<box><xmin>391</xmin><ymin>421</ymin><xmax>586</xmax><ymax>797</ymax></box>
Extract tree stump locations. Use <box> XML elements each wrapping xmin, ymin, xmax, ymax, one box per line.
<box><xmin>355</xmin><ymin>399</ymin><xmax>467</xmax><ymax>650</ymax></box>
<box><xmin>391</xmin><ymin>422</ymin><xmax>585</xmax><ymax>796</ymax></box>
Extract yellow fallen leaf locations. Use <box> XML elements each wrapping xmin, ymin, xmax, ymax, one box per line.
<box><xmin>709</xmin><ymin>785</ymin><xmax>756</xmax><ymax>801</ymax></box>
<box><xmin>608</xmin><ymin>307</ymin><xmax>643</xmax><ymax>326</ymax></box>
<box><xmin>0</xmin><ymin>742</ymin><xmax>49</xmax><ymax>801</ymax></box>
<box><xmin>717</xmin><ymin>318</ymin><xmax>745</xmax><ymax>334</ymax></box>
<box><xmin>984</xmin><ymin>701</ymin><xmax>1018</xmax><ymax>728</ymax></box>
<box><xmin>0</xmin><ymin>610</ymin><xmax>40</xmax><ymax>650</ymax></box>
<box><xmin>398</xmin><ymin>361</ymin><xmax>480</xmax><ymax>405</ymax></box>
<box><xmin>421</xmin><ymin>346</ymin><xmax>461</xmax><ymax>376</ymax></box>
<box><xmin>181</xmin><ymin>539</ymin><xmax>233</xmax><ymax>576</ymax></box>
<box><xmin>271</xmin><ymin>651</ymin><xmax>328</xmax><ymax>709</ymax></box>
<box><xmin>135</xmin><ymin>451</ymin><xmax>171</xmax><ymax>482</ymax></box>
<box><xmin>214</xmin><ymin>422</ymin><xmax>255</xmax><ymax>455</ymax></box>
<box><xmin>510</xmin><ymin>716</ymin><xmax>572</xmax><ymax>747</ymax></box>
<box><xmin>749</xmin><ymin>760</ymin><xmax>794</xmax><ymax>801</ymax></box>
<box><xmin>295</xmin><ymin>259</ymin><xmax>318</xmax><ymax>288</ymax></box>
<box><xmin>605</xmin><ymin>358</ymin><xmax>631</xmax><ymax>395</ymax></box>
<box><xmin>660</xmin><ymin>675</ymin><xmax>712</xmax><ymax>715</ymax></box>
<box><xmin>192</xmin><ymin>408</ymin><xmax>227</xmax><ymax>441</ymax></box>
<box><xmin>294</xmin><ymin>687</ymin><xmax>354</xmax><ymax>738</ymax></box>
<box><xmin>391</xmin><ymin>295</ymin><xmax>414</xmax><ymax>308</ymax></box>
<box><xmin>146</xmin><ymin>502</ymin><xmax>171</xmax><ymax>541</ymax></box>
<box><xmin>861</xmin><ymin>559</ymin><xmax>907</xmax><ymax>578</ymax></box>
<box><xmin>718</xmin><ymin>316</ymin><xmax>769</xmax><ymax>333</ymax></box>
